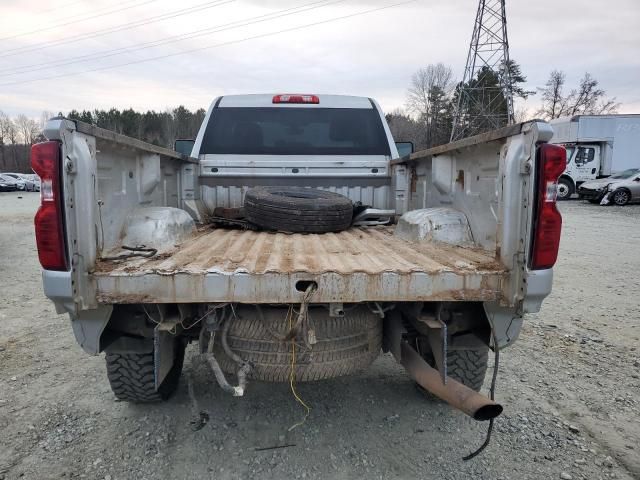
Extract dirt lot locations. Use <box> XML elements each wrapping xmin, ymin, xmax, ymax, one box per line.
<box><xmin>1</xmin><ymin>192</ymin><xmax>639</xmax><ymax>480</ymax></box>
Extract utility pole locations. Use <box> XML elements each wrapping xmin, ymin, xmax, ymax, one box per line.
<box><xmin>451</xmin><ymin>0</ymin><xmax>514</xmax><ymax>141</ymax></box>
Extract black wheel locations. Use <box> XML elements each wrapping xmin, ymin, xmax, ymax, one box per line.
<box><xmin>213</xmin><ymin>305</ymin><xmax>382</xmax><ymax>382</ymax></box>
<box><xmin>556</xmin><ymin>178</ymin><xmax>574</xmax><ymax>200</ymax></box>
<box><xmin>244</xmin><ymin>186</ymin><xmax>353</xmax><ymax>233</ymax></box>
<box><xmin>445</xmin><ymin>349</ymin><xmax>489</xmax><ymax>392</ymax></box>
<box><xmin>417</xmin><ymin>342</ymin><xmax>489</xmax><ymax>392</ymax></box>
<box><xmin>611</xmin><ymin>188</ymin><xmax>630</xmax><ymax>206</ymax></box>
<box><xmin>105</xmin><ymin>340</ymin><xmax>185</xmax><ymax>402</ymax></box>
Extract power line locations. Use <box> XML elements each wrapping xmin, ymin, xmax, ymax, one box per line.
<box><xmin>0</xmin><ymin>0</ymin><xmax>346</xmax><ymax>77</ymax></box>
<box><xmin>0</xmin><ymin>0</ymin><xmax>416</xmax><ymax>87</ymax></box>
<box><xmin>40</xmin><ymin>0</ymin><xmax>91</xmax><ymax>15</ymax></box>
<box><xmin>26</xmin><ymin>0</ymin><xmax>139</xmax><ymax>22</ymax></box>
<box><xmin>0</xmin><ymin>0</ymin><xmax>232</xmax><ymax>58</ymax></box>
<box><xmin>0</xmin><ymin>0</ymin><xmax>331</xmax><ymax>71</ymax></box>
<box><xmin>0</xmin><ymin>0</ymin><xmax>158</xmax><ymax>42</ymax></box>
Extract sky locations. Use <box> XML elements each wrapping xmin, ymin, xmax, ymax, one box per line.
<box><xmin>1</xmin><ymin>0</ymin><xmax>639</xmax><ymax>120</ymax></box>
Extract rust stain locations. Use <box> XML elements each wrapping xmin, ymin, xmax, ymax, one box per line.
<box><xmin>93</xmin><ymin>226</ymin><xmax>505</xmax><ymax>278</ymax></box>
<box><xmin>96</xmin><ymin>292</ymin><xmax>157</xmax><ymax>303</ymax></box>
<box><xmin>410</xmin><ymin>166</ymin><xmax>418</xmax><ymax>194</ymax></box>
<box><xmin>94</xmin><ymin>277</ymin><xmax>503</xmax><ymax>304</ymax></box>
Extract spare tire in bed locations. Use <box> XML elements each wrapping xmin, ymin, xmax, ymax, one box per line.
<box><xmin>244</xmin><ymin>186</ymin><xmax>353</xmax><ymax>233</ymax></box>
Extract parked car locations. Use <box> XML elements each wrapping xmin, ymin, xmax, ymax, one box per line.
<box><xmin>24</xmin><ymin>174</ymin><xmax>41</xmax><ymax>191</ymax></box>
<box><xmin>578</xmin><ymin>168</ymin><xmax>640</xmax><ymax>205</ymax></box>
<box><xmin>3</xmin><ymin>173</ymin><xmax>36</xmax><ymax>191</ymax></box>
<box><xmin>0</xmin><ymin>174</ymin><xmax>20</xmax><ymax>192</ymax></box>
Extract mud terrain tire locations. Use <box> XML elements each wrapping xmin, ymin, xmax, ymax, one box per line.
<box><xmin>417</xmin><ymin>345</ymin><xmax>489</xmax><ymax>392</ymax></box>
<box><xmin>105</xmin><ymin>341</ymin><xmax>185</xmax><ymax>402</ymax></box>
<box><xmin>445</xmin><ymin>349</ymin><xmax>489</xmax><ymax>392</ymax></box>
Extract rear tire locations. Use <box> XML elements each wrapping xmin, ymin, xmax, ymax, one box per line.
<box><xmin>446</xmin><ymin>349</ymin><xmax>489</xmax><ymax>392</ymax></box>
<box><xmin>417</xmin><ymin>344</ymin><xmax>489</xmax><ymax>392</ymax></box>
<box><xmin>105</xmin><ymin>340</ymin><xmax>185</xmax><ymax>402</ymax></box>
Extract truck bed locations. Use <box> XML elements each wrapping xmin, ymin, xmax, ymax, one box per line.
<box><xmin>93</xmin><ymin>226</ymin><xmax>505</xmax><ymax>304</ymax></box>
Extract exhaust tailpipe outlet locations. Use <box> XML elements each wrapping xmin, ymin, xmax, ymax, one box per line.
<box><xmin>400</xmin><ymin>341</ymin><xmax>503</xmax><ymax>421</ymax></box>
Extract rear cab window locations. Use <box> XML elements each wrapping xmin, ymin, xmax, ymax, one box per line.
<box><xmin>200</xmin><ymin>107</ymin><xmax>391</xmax><ymax>156</ymax></box>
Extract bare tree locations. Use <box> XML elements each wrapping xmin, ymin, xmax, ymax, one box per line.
<box><xmin>162</xmin><ymin>108</ymin><xmax>178</xmax><ymax>148</ymax></box>
<box><xmin>513</xmin><ymin>106</ymin><xmax>532</xmax><ymax>123</ymax></box>
<box><xmin>406</xmin><ymin>63</ymin><xmax>456</xmax><ymax>147</ymax></box>
<box><xmin>537</xmin><ymin>70</ymin><xmax>565</xmax><ymax>120</ymax></box>
<box><xmin>385</xmin><ymin>108</ymin><xmax>427</xmax><ymax>151</ymax></box>
<box><xmin>564</xmin><ymin>73</ymin><xmax>620</xmax><ymax>116</ymax></box>
<box><xmin>14</xmin><ymin>114</ymin><xmax>40</xmax><ymax>145</ymax></box>
<box><xmin>3</xmin><ymin>117</ymin><xmax>19</xmax><ymax>169</ymax></box>
<box><xmin>0</xmin><ymin>111</ymin><xmax>9</xmax><ymax>169</ymax></box>
<box><xmin>536</xmin><ymin>71</ymin><xmax>620</xmax><ymax>119</ymax></box>
<box><xmin>40</xmin><ymin>110</ymin><xmax>55</xmax><ymax>131</ymax></box>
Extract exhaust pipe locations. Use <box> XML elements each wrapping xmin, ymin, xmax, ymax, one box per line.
<box><xmin>400</xmin><ymin>341</ymin><xmax>503</xmax><ymax>421</ymax></box>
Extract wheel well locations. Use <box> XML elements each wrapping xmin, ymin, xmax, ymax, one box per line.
<box><xmin>613</xmin><ymin>186</ymin><xmax>631</xmax><ymax>193</ymax></box>
<box><xmin>611</xmin><ymin>186</ymin><xmax>632</xmax><ymax>200</ymax></box>
<box><xmin>396</xmin><ymin>302</ymin><xmax>491</xmax><ymax>352</ymax></box>
<box><xmin>559</xmin><ymin>175</ymin><xmax>575</xmax><ymax>187</ymax></box>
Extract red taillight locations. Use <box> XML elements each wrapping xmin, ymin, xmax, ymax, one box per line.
<box><xmin>531</xmin><ymin>144</ymin><xmax>565</xmax><ymax>270</ymax></box>
<box><xmin>272</xmin><ymin>94</ymin><xmax>319</xmax><ymax>104</ymax></box>
<box><xmin>31</xmin><ymin>141</ymin><xmax>68</xmax><ymax>271</ymax></box>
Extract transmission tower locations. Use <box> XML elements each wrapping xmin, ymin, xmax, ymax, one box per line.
<box><xmin>450</xmin><ymin>0</ymin><xmax>515</xmax><ymax>141</ymax></box>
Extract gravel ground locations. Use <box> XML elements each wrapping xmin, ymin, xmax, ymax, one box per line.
<box><xmin>0</xmin><ymin>192</ymin><xmax>639</xmax><ymax>480</ymax></box>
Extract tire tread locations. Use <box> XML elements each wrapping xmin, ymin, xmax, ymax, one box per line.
<box><xmin>213</xmin><ymin>307</ymin><xmax>381</xmax><ymax>382</ymax></box>
<box><xmin>105</xmin><ymin>343</ymin><xmax>185</xmax><ymax>403</ymax></box>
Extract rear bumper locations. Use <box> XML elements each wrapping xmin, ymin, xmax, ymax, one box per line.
<box><xmin>42</xmin><ymin>269</ymin><xmax>73</xmax><ymax>311</ymax></box>
<box><xmin>92</xmin><ymin>270</ymin><xmax>505</xmax><ymax>304</ymax></box>
<box><xmin>523</xmin><ymin>268</ymin><xmax>553</xmax><ymax>313</ymax></box>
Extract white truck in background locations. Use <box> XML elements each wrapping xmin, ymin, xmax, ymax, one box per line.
<box><xmin>550</xmin><ymin>114</ymin><xmax>640</xmax><ymax>199</ymax></box>
<box><xmin>33</xmin><ymin>94</ymin><xmax>566</xmax><ymax>424</ymax></box>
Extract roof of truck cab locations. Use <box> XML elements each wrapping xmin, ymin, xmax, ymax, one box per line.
<box><xmin>217</xmin><ymin>94</ymin><xmax>374</xmax><ymax>109</ymax></box>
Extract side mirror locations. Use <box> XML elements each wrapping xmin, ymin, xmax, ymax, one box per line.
<box><xmin>634</xmin><ymin>177</ymin><xmax>640</xmax><ymax>182</ymax></box>
<box><xmin>395</xmin><ymin>141</ymin><xmax>414</xmax><ymax>158</ymax></box>
<box><xmin>174</xmin><ymin>139</ymin><xmax>195</xmax><ymax>156</ymax></box>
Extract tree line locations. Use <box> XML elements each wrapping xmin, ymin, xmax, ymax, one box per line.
<box><xmin>0</xmin><ymin>106</ymin><xmax>206</xmax><ymax>173</ymax></box>
<box><xmin>1</xmin><ymin>67</ymin><xmax>620</xmax><ymax>172</ymax></box>
<box><xmin>387</xmin><ymin>64</ymin><xmax>619</xmax><ymax>151</ymax></box>
<box><xmin>0</xmin><ymin>112</ymin><xmax>44</xmax><ymax>173</ymax></box>
<box><xmin>66</xmin><ymin>106</ymin><xmax>206</xmax><ymax>148</ymax></box>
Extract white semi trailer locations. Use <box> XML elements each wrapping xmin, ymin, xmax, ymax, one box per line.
<box><xmin>550</xmin><ymin>114</ymin><xmax>640</xmax><ymax>199</ymax></box>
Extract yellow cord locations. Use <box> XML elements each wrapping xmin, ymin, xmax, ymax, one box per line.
<box><xmin>287</xmin><ymin>305</ymin><xmax>311</xmax><ymax>431</ymax></box>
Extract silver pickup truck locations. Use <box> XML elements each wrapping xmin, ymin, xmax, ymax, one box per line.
<box><xmin>33</xmin><ymin>94</ymin><xmax>564</xmax><ymax>419</ymax></box>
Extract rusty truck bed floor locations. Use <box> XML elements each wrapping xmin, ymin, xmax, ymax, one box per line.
<box><xmin>92</xmin><ymin>226</ymin><xmax>506</xmax><ymax>304</ymax></box>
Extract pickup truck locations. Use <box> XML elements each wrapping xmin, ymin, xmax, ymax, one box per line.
<box><xmin>33</xmin><ymin>94</ymin><xmax>564</xmax><ymax>419</ymax></box>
